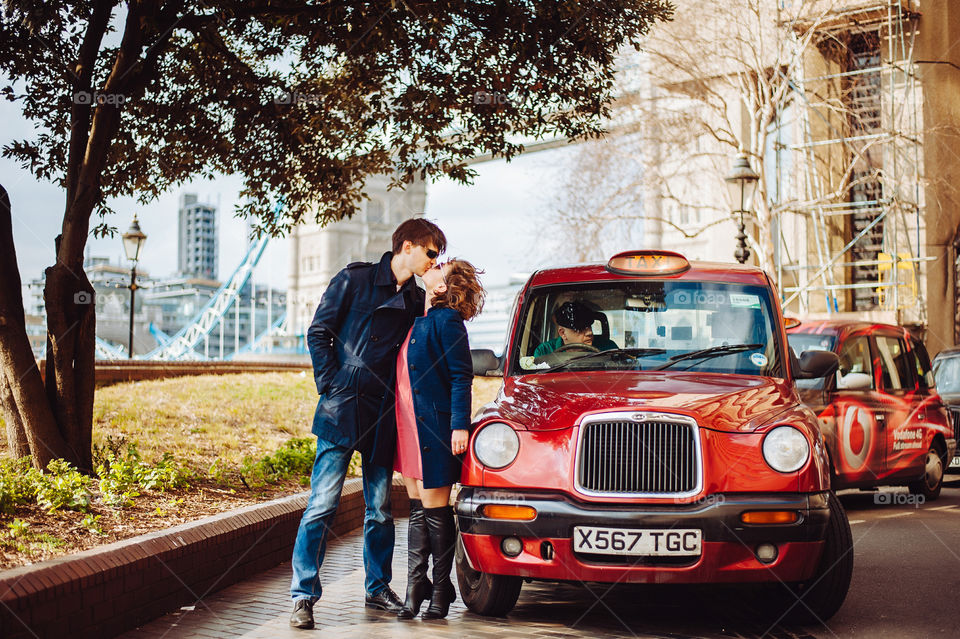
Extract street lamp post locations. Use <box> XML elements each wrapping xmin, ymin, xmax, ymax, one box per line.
<box><xmin>724</xmin><ymin>152</ymin><xmax>760</xmax><ymax>264</ymax></box>
<box><xmin>122</xmin><ymin>216</ymin><xmax>146</xmax><ymax>358</ymax></box>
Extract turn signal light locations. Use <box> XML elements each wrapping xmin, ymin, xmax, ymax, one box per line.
<box><xmin>740</xmin><ymin>510</ymin><xmax>799</xmax><ymax>525</ymax></box>
<box><xmin>482</xmin><ymin>505</ymin><xmax>537</xmax><ymax>521</ymax></box>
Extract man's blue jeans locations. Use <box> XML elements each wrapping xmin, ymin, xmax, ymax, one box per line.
<box><xmin>290</xmin><ymin>437</ymin><xmax>394</xmax><ymax>602</ymax></box>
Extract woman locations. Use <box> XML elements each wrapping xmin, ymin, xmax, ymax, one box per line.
<box><xmin>394</xmin><ymin>259</ymin><xmax>485</xmax><ymax>620</ymax></box>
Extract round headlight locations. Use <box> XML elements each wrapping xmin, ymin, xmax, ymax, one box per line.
<box><xmin>474</xmin><ymin>422</ymin><xmax>520</xmax><ymax>469</ymax></box>
<box><xmin>762</xmin><ymin>426</ymin><xmax>810</xmax><ymax>473</ymax></box>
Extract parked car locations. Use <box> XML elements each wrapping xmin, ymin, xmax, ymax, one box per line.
<box><xmin>787</xmin><ymin>320</ymin><xmax>955</xmax><ymax>497</ymax></box>
<box><xmin>932</xmin><ymin>347</ymin><xmax>960</xmax><ymax>471</ymax></box>
<box><xmin>461</xmin><ymin>250</ymin><xmax>851</xmax><ymax>622</ymax></box>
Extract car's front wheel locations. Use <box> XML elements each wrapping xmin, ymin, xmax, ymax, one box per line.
<box><xmin>455</xmin><ymin>535</ymin><xmax>523</xmax><ymax>616</ymax></box>
<box><xmin>774</xmin><ymin>491</ymin><xmax>853</xmax><ymax>623</ymax></box>
<box><xmin>908</xmin><ymin>444</ymin><xmax>944</xmax><ymax>500</ymax></box>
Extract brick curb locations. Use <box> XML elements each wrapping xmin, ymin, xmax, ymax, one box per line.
<box><xmin>0</xmin><ymin>477</ymin><xmax>410</xmax><ymax>639</ymax></box>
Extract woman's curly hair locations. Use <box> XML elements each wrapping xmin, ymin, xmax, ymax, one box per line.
<box><xmin>431</xmin><ymin>258</ymin><xmax>486</xmax><ymax>321</ymax></box>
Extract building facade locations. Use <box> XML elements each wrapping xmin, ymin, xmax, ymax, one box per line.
<box><xmin>635</xmin><ymin>0</ymin><xmax>960</xmax><ymax>354</ymax></box>
<box><xmin>286</xmin><ymin>174</ymin><xmax>427</xmax><ymax>336</ymax></box>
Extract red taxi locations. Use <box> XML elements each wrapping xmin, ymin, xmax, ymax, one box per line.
<box><xmin>460</xmin><ymin>251</ymin><xmax>852</xmax><ymax>621</ymax></box>
<box><xmin>787</xmin><ymin>320</ymin><xmax>955</xmax><ymax>498</ymax></box>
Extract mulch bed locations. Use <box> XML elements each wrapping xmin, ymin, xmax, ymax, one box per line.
<box><xmin>0</xmin><ymin>477</ymin><xmax>307</xmax><ymax>570</ymax></box>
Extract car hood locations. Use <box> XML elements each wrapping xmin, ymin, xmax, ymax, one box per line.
<box><xmin>492</xmin><ymin>371</ymin><xmax>797</xmax><ymax>433</ymax></box>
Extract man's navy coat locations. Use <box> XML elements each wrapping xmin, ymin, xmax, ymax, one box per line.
<box><xmin>405</xmin><ymin>305</ymin><xmax>473</xmax><ymax>488</ymax></box>
<box><xmin>307</xmin><ymin>251</ymin><xmax>424</xmax><ymax>466</ymax></box>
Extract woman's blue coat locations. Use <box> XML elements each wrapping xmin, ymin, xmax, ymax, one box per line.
<box><xmin>405</xmin><ymin>305</ymin><xmax>473</xmax><ymax>488</ymax></box>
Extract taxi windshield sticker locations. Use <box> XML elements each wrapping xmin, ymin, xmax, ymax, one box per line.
<box><xmin>750</xmin><ymin>353</ymin><xmax>768</xmax><ymax>367</ymax></box>
<box><xmin>728</xmin><ymin>293</ymin><xmax>761</xmax><ymax>309</ymax></box>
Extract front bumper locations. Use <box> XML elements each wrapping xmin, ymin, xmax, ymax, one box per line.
<box><xmin>456</xmin><ymin>488</ymin><xmax>830</xmax><ymax>584</ymax></box>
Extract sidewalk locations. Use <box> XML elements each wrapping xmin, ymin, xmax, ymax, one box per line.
<box><xmin>117</xmin><ymin>518</ymin><xmax>801</xmax><ymax>639</ymax></box>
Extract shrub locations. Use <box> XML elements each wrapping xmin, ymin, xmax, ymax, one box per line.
<box><xmin>0</xmin><ymin>457</ymin><xmax>39</xmax><ymax>514</ymax></box>
<box><xmin>35</xmin><ymin>460</ymin><xmax>92</xmax><ymax>512</ymax></box>
<box><xmin>97</xmin><ymin>444</ymin><xmax>192</xmax><ymax>507</ymax></box>
<box><xmin>239</xmin><ymin>437</ymin><xmax>317</xmax><ymax>487</ymax></box>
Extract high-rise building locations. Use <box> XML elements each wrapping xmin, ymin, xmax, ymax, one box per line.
<box><xmin>178</xmin><ymin>193</ymin><xmax>218</xmax><ymax>280</ymax></box>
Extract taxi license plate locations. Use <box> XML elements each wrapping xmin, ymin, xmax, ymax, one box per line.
<box><xmin>573</xmin><ymin>526</ymin><xmax>701</xmax><ymax>557</ymax></box>
<box><xmin>950</xmin><ymin>456</ymin><xmax>960</xmax><ymax>469</ymax></box>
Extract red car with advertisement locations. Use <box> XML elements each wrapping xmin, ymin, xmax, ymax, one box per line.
<box><xmin>460</xmin><ymin>251</ymin><xmax>852</xmax><ymax>621</ymax></box>
<box><xmin>786</xmin><ymin>320</ymin><xmax>955</xmax><ymax>498</ymax></box>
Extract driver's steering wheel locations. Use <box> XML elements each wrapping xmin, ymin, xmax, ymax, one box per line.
<box><xmin>534</xmin><ymin>342</ymin><xmax>599</xmax><ymax>367</ymax></box>
<box><xmin>554</xmin><ymin>343</ymin><xmax>599</xmax><ymax>354</ymax></box>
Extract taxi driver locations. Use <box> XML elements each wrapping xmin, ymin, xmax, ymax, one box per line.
<box><xmin>533</xmin><ymin>301</ymin><xmax>617</xmax><ymax>358</ymax></box>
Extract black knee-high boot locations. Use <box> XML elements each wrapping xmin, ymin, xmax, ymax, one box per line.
<box><xmin>422</xmin><ymin>505</ymin><xmax>457</xmax><ymax>619</ymax></box>
<box><xmin>398</xmin><ymin>499</ymin><xmax>433</xmax><ymax>619</ymax></box>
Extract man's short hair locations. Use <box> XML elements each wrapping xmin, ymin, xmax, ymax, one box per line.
<box><xmin>392</xmin><ymin>218</ymin><xmax>447</xmax><ymax>255</ymax></box>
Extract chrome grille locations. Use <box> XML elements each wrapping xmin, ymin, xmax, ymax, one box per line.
<box><xmin>577</xmin><ymin>418</ymin><xmax>699</xmax><ymax>495</ymax></box>
<box><xmin>950</xmin><ymin>408</ymin><xmax>960</xmax><ymax>439</ymax></box>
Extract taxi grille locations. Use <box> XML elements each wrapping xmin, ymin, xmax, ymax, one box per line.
<box><xmin>577</xmin><ymin>419</ymin><xmax>698</xmax><ymax>495</ymax></box>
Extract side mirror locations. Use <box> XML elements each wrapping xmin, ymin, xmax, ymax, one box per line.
<box><xmin>471</xmin><ymin>349</ymin><xmax>502</xmax><ymax>377</ymax></box>
<box><xmin>796</xmin><ymin>350</ymin><xmax>840</xmax><ymax>379</ymax></box>
<box><xmin>837</xmin><ymin>371</ymin><xmax>872</xmax><ymax>390</ymax></box>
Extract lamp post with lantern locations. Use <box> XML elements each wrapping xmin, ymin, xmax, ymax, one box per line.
<box><xmin>122</xmin><ymin>216</ymin><xmax>146</xmax><ymax>358</ymax></box>
<box><xmin>724</xmin><ymin>152</ymin><xmax>760</xmax><ymax>264</ymax></box>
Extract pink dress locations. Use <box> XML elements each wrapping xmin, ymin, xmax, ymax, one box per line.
<box><xmin>394</xmin><ymin>328</ymin><xmax>422</xmax><ymax>478</ymax></box>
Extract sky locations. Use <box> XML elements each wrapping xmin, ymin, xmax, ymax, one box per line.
<box><xmin>1</xmin><ymin>97</ymin><xmax>585</xmax><ymax>295</ymax></box>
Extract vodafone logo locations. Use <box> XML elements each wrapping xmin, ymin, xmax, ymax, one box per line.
<box><xmin>840</xmin><ymin>405</ymin><xmax>873</xmax><ymax>471</ymax></box>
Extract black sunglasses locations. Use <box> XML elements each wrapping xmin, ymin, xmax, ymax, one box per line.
<box><xmin>424</xmin><ymin>248</ymin><xmax>439</xmax><ymax>259</ymax></box>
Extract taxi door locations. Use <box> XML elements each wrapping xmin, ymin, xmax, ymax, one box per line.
<box><xmin>828</xmin><ymin>333</ymin><xmax>888</xmax><ymax>487</ymax></box>
<box><xmin>874</xmin><ymin>333</ymin><xmax>926</xmax><ymax>478</ymax></box>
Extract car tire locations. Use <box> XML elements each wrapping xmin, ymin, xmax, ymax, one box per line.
<box><xmin>455</xmin><ymin>534</ymin><xmax>523</xmax><ymax>616</ymax></box>
<box><xmin>908</xmin><ymin>444</ymin><xmax>945</xmax><ymax>500</ymax></box>
<box><xmin>779</xmin><ymin>491</ymin><xmax>854</xmax><ymax>624</ymax></box>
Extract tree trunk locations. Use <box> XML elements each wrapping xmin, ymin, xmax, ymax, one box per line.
<box><xmin>0</xmin><ymin>184</ymin><xmax>75</xmax><ymax>468</ymax></box>
<box><xmin>1</xmin><ymin>371</ymin><xmax>30</xmax><ymax>458</ymax></box>
<box><xmin>43</xmin><ymin>263</ymin><xmax>96</xmax><ymax>472</ymax></box>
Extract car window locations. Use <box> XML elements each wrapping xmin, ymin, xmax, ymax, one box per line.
<box><xmin>875</xmin><ymin>336</ymin><xmax>912</xmax><ymax>391</ymax></box>
<box><xmin>910</xmin><ymin>338</ymin><xmax>934</xmax><ymax>390</ymax></box>
<box><xmin>510</xmin><ymin>280</ymin><xmax>783</xmax><ymax>377</ymax></box>
<box><xmin>788</xmin><ymin>333</ymin><xmax>837</xmax><ymax>390</ymax></box>
<box><xmin>836</xmin><ymin>336</ymin><xmax>874</xmax><ymax>390</ymax></box>
<box><xmin>934</xmin><ymin>355</ymin><xmax>960</xmax><ymax>394</ymax></box>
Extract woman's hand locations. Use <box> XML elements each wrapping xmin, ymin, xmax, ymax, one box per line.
<box><xmin>451</xmin><ymin>429</ymin><xmax>469</xmax><ymax>455</ymax></box>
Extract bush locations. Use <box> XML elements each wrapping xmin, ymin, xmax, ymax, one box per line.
<box><xmin>35</xmin><ymin>460</ymin><xmax>93</xmax><ymax>512</ymax></box>
<box><xmin>239</xmin><ymin>437</ymin><xmax>316</xmax><ymax>487</ymax></box>
<box><xmin>0</xmin><ymin>457</ymin><xmax>39</xmax><ymax>514</ymax></box>
<box><xmin>97</xmin><ymin>444</ymin><xmax>193</xmax><ymax>507</ymax></box>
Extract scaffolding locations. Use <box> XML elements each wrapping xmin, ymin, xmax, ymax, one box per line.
<box><xmin>775</xmin><ymin>1</ymin><xmax>929</xmax><ymax>323</ymax></box>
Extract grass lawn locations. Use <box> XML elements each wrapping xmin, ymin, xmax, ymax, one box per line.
<box><xmin>0</xmin><ymin>372</ymin><xmax>503</xmax><ymax>569</ymax></box>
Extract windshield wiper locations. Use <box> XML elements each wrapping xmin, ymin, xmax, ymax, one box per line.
<box><xmin>654</xmin><ymin>343</ymin><xmax>764</xmax><ymax>371</ymax></box>
<box><xmin>541</xmin><ymin>348</ymin><xmax>666</xmax><ymax>373</ymax></box>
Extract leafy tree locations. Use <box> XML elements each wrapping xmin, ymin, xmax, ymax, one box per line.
<box><xmin>0</xmin><ymin>0</ymin><xmax>674</xmax><ymax>470</ymax></box>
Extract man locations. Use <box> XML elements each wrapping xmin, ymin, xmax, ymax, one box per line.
<box><xmin>533</xmin><ymin>300</ymin><xmax>618</xmax><ymax>358</ymax></box>
<box><xmin>290</xmin><ymin>218</ymin><xmax>446</xmax><ymax>630</ymax></box>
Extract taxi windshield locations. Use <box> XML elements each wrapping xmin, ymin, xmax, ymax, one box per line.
<box><xmin>934</xmin><ymin>355</ymin><xmax>960</xmax><ymax>394</ymax></box>
<box><xmin>509</xmin><ymin>280</ymin><xmax>784</xmax><ymax>377</ymax></box>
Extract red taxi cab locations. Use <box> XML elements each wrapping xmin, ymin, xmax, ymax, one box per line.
<box><xmin>787</xmin><ymin>320</ymin><xmax>955</xmax><ymax>498</ymax></box>
<box><xmin>460</xmin><ymin>251</ymin><xmax>852</xmax><ymax>621</ymax></box>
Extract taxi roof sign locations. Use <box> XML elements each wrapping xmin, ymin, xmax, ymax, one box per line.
<box><xmin>606</xmin><ymin>250</ymin><xmax>691</xmax><ymax>276</ymax></box>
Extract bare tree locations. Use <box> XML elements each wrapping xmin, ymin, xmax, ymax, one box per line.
<box><xmin>548</xmin><ymin>0</ymin><xmax>889</xmax><ymax>281</ymax></box>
